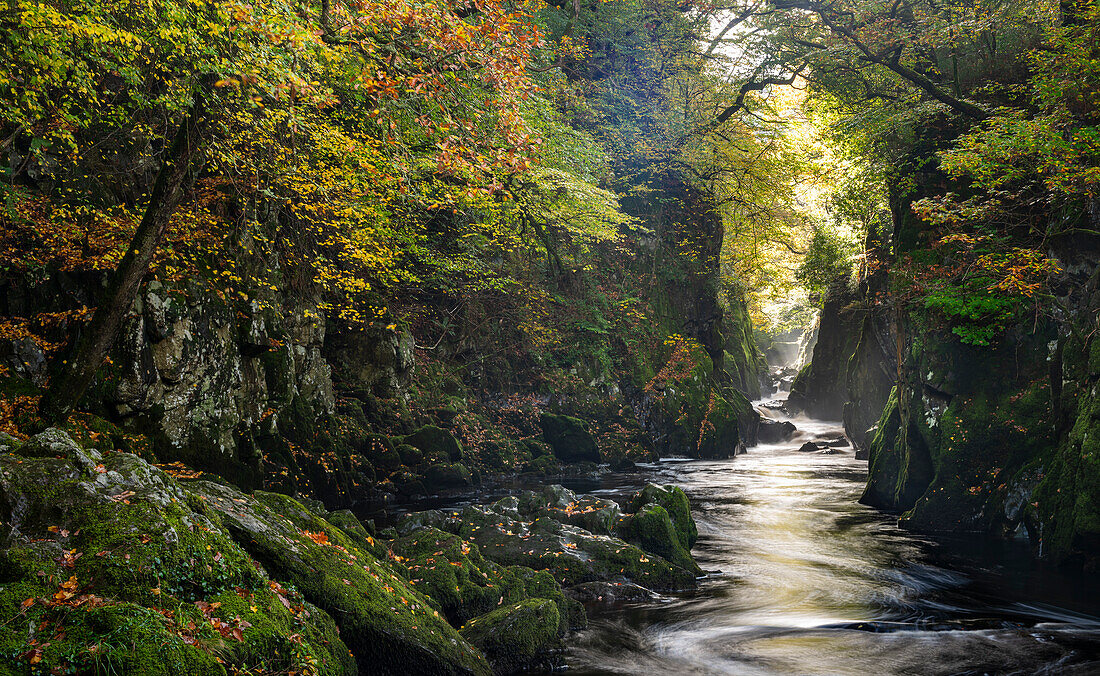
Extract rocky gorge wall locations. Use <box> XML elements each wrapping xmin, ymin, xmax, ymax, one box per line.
<box><xmin>0</xmin><ymin>181</ymin><xmax>766</xmax><ymax>514</ymax></box>
<box><xmin>791</xmin><ymin>161</ymin><xmax>1100</xmax><ymax>567</ymax></box>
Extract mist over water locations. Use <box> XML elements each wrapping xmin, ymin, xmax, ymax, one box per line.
<box><xmin>562</xmin><ymin>409</ymin><xmax>1100</xmax><ymax>675</ymax></box>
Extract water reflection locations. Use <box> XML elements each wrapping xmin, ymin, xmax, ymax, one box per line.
<box><xmin>565</xmin><ymin>414</ymin><xmax>1100</xmax><ymax>675</ymax></box>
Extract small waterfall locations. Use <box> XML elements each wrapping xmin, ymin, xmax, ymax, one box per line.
<box><xmin>793</xmin><ymin>311</ymin><xmax>820</xmax><ymax>370</ymax></box>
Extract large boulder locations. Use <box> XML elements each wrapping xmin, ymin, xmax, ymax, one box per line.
<box><xmin>539</xmin><ymin>414</ymin><xmax>599</xmax><ymax>463</ymax></box>
<box><xmin>404</xmin><ymin>425</ymin><xmax>464</xmax><ymax>462</ymax></box>
<box><xmin>629</xmin><ymin>484</ymin><xmax>697</xmax><ymax>550</ymax></box>
<box><xmin>449</xmin><ymin>491</ymin><xmax>698</xmax><ymax>591</ymax></box>
<box><xmin>391</xmin><ymin>528</ymin><xmax>582</xmax><ymax>633</ymax></box>
<box><xmin>460</xmin><ymin>599</ymin><xmax>561</xmax><ymax>675</ymax></box>
<box><xmin>757</xmin><ymin>419</ymin><xmax>797</xmax><ymax>444</ymax></box>
<box><xmin>615</xmin><ymin>503</ymin><xmax>702</xmax><ymax>577</ymax></box>
<box><xmin>0</xmin><ymin>430</ymin><xmax>355</xmax><ymax>676</ymax></box>
<box><xmin>423</xmin><ymin>462</ymin><xmax>474</xmax><ymax>489</ymax></box>
<box><xmin>195</xmin><ymin>485</ymin><xmax>492</xmax><ymax>676</ymax></box>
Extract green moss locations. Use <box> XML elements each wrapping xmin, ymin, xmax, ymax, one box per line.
<box><xmin>509</xmin><ymin>567</ymin><xmax>585</xmax><ymax>631</ymax></box>
<box><xmin>397</xmin><ymin>443</ymin><xmax>424</xmax><ymax>467</ymax></box>
<box><xmin>404</xmin><ymin>426</ymin><xmax>463</xmax><ymax>462</ymax></box>
<box><xmin>209</xmin><ymin>588</ymin><xmax>354</xmax><ymax>675</ymax></box>
<box><xmin>459</xmin><ymin>599</ymin><xmax>560</xmax><ymax>675</ymax></box>
<box><xmin>458</xmin><ymin>508</ymin><xmax>696</xmax><ymax>591</ymax></box>
<box><xmin>539</xmin><ymin>414</ymin><xmax>599</xmax><ymax>463</ymax></box>
<box><xmin>0</xmin><ymin>448</ymin><xmax>353</xmax><ymax>676</ymax></box>
<box><xmin>326</xmin><ymin>509</ymin><xmax>375</xmax><ymax>547</ymax></box>
<box><xmin>423</xmin><ymin>462</ymin><xmax>473</xmax><ymax>488</ymax></box>
<box><xmin>614</xmin><ymin>504</ymin><xmax>701</xmax><ymax>576</ymax></box>
<box><xmin>630</xmin><ymin>484</ymin><xmax>697</xmax><ymax>550</ymax></box>
<box><xmin>207</xmin><ymin>488</ymin><xmax>490</xmax><ymax>675</ymax></box>
<box><xmin>392</xmin><ymin>528</ymin><xmax>527</xmax><ymax>624</ymax></box>
<box><xmin>362</xmin><ymin>433</ymin><xmax>401</xmax><ymax>474</ymax></box>
<box><xmin>1033</xmin><ymin>378</ymin><xmax>1100</xmax><ymax>561</ymax></box>
<box><xmin>0</xmin><ymin>601</ymin><xmax>226</xmax><ymax>676</ymax></box>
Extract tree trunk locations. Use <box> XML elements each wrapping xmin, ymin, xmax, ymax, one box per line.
<box><xmin>38</xmin><ymin>94</ymin><xmax>208</xmax><ymax>425</ymax></box>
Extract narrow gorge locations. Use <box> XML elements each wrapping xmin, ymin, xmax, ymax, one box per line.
<box><xmin>0</xmin><ymin>0</ymin><xmax>1098</xmax><ymax>673</ymax></box>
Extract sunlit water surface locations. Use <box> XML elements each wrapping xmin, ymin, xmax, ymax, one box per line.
<box><xmin>560</xmin><ymin>413</ymin><xmax>1100</xmax><ymax>676</ymax></box>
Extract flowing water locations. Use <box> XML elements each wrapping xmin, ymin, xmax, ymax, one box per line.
<box><xmin>561</xmin><ymin>411</ymin><xmax>1100</xmax><ymax>675</ymax></box>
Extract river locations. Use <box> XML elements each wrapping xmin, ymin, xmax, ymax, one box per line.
<box><xmin>560</xmin><ymin>413</ymin><xmax>1100</xmax><ymax>675</ymax></box>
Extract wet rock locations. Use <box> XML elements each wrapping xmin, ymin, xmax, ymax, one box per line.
<box><xmin>827</xmin><ymin>437</ymin><xmax>850</xmax><ymax>447</ymax></box>
<box><xmin>798</xmin><ymin>441</ymin><xmax>820</xmax><ymax>452</ymax></box>
<box><xmin>565</xmin><ymin>581</ymin><xmax>658</xmax><ymax>603</ymax></box>
<box><xmin>454</xmin><ymin>504</ymin><xmax>696</xmax><ymax>590</ymax></box>
<box><xmin>396</xmin><ymin>509</ymin><xmax>463</xmax><ymax>536</ymax></box>
<box><xmin>758</xmin><ymin>419</ymin><xmax>797</xmax><ymax>444</ymax></box>
<box><xmin>460</xmin><ymin>599</ymin><xmax>561</xmax><ymax>675</ymax></box>
<box><xmin>629</xmin><ymin>484</ymin><xmax>697</xmax><ymax>550</ymax></box>
<box><xmin>404</xmin><ymin>425</ymin><xmax>464</xmax><ymax>461</ymax></box>
<box><xmin>611</xmin><ymin>458</ymin><xmax>637</xmax><ymax>471</ymax></box>
<box><xmin>540</xmin><ymin>484</ymin><xmax>577</xmax><ymax>510</ymax></box>
<box><xmin>424</xmin><ymin>462</ymin><xmax>474</xmax><ymax>489</ymax></box>
<box><xmin>615</xmin><ymin>503</ymin><xmax>702</xmax><ymax>576</ymax></box>
<box><xmin>540</xmin><ymin>493</ymin><xmax>622</xmax><ymax>535</ymax></box>
<box><xmin>539</xmin><ymin>413</ymin><xmax>599</xmax><ymax>463</ymax></box>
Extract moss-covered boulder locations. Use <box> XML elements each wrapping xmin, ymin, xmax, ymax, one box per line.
<box><xmin>326</xmin><ymin>508</ymin><xmax>375</xmax><ymax>545</ymax></box>
<box><xmin>459</xmin><ymin>599</ymin><xmax>561</xmax><ymax>675</ymax></box>
<box><xmin>396</xmin><ymin>509</ymin><xmax>463</xmax><ymax>536</ymax></box>
<box><xmin>521</xmin><ymin>454</ymin><xmax>560</xmax><ymax>474</ymax></box>
<box><xmin>539</xmin><ymin>493</ymin><xmax>622</xmax><ymax>535</ymax></box>
<box><xmin>539</xmin><ymin>414</ymin><xmax>599</xmax><ymax>463</ymax></box>
<box><xmin>397</xmin><ymin>443</ymin><xmax>424</xmax><ymax>467</ymax></box>
<box><xmin>614</xmin><ymin>504</ymin><xmax>702</xmax><ymax>577</ymax></box>
<box><xmin>423</xmin><ymin>462</ymin><xmax>474</xmax><ymax>489</ymax></box>
<box><xmin>392</xmin><ymin>528</ymin><xmax>528</xmax><ymax>624</ymax></box>
<box><xmin>404</xmin><ymin>425</ymin><xmax>463</xmax><ymax>462</ymax></box>
<box><xmin>391</xmin><ymin>528</ymin><xmax>583</xmax><ymax>635</ymax></box>
<box><xmin>194</xmin><ymin>484</ymin><xmax>491</xmax><ymax>676</ymax></box>
<box><xmin>455</xmin><ymin>504</ymin><xmax>696</xmax><ymax>590</ymax></box>
<box><xmin>362</xmin><ymin>433</ymin><xmax>402</xmax><ymax>474</ymax></box>
<box><xmin>629</xmin><ymin>484</ymin><xmax>697</xmax><ymax>550</ymax></box>
<box><xmin>0</xmin><ymin>431</ymin><xmax>354</xmax><ymax>676</ymax></box>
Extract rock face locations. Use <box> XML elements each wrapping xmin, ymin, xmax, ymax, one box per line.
<box><xmin>785</xmin><ymin>273</ymin><xmax>894</xmax><ymax>455</ymax></box>
<box><xmin>640</xmin><ymin>337</ymin><xmax>758</xmax><ymax>459</ymax></box>
<box><xmin>851</xmin><ymin>169</ymin><xmax>1100</xmax><ymax>567</ymax></box>
<box><xmin>723</xmin><ymin>295</ymin><xmax>769</xmax><ymax>400</ymax></box>
<box><xmin>538</xmin><ymin>414</ymin><xmax>599</xmax><ymax>463</ymax></box>
<box><xmin>0</xmin><ymin>275</ymin><xmax>420</xmax><ymax>508</ymax></box>
<box><xmin>757</xmin><ymin>419</ymin><xmax>796</xmax><ymax>444</ymax></box>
